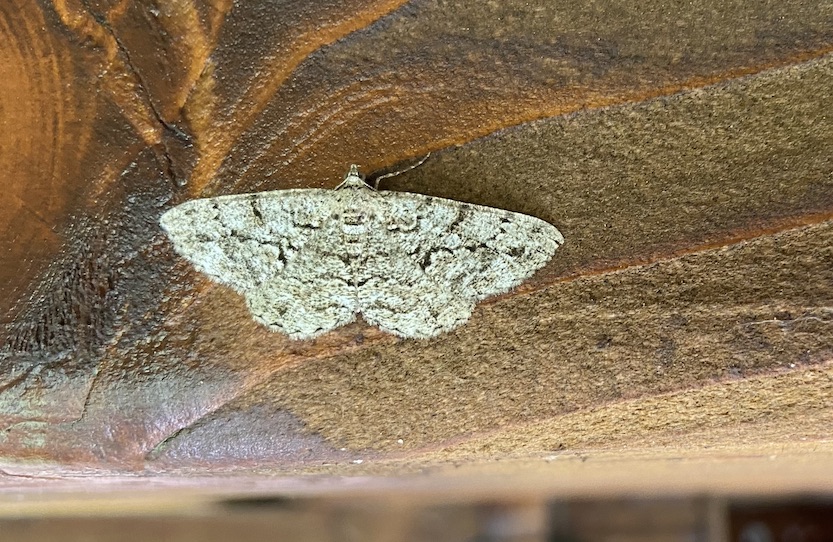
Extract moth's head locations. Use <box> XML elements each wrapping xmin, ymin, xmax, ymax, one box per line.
<box><xmin>335</xmin><ymin>164</ymin><xmax>371</xmax><ymax>190</ymax></box>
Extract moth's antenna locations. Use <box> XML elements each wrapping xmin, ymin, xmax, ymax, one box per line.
<box><xmin>372</xmin><ymin>153</ymin><xmax>431</xmax><ymax>190</ymax></box>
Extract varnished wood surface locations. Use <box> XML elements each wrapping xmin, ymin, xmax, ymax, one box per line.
<box><xmin>0</xmin><ymin>0</ymin><xmax>831</xmax><ymax>472</ymax></box>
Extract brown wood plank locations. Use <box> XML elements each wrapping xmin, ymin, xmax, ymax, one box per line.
<box><xmin>0</xmin><ymin>0</ymin><xmax>831</xmax><ymax>472</ymax></box>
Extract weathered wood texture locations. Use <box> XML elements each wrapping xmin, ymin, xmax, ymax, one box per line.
<box><xmin>0</xmin><ymin>0</ymin><xmax>831</xmax><ymax>471</ymax></box>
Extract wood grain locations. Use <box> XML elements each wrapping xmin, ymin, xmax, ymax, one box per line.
<box><xmin>0</xmin><ymin>0</ymin><xmax>831</xmax><ymax>472</ymax></box>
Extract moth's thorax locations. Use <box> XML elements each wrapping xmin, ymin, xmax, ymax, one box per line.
<box><xmin>339</xmin><ymin>208</ymin><xmax>372</xmax><ymax>235</ymax></box>
<box><xmin>335</xmin><ymin>191</ymin><xmax>380</xmax><ymax>240</ymax></box>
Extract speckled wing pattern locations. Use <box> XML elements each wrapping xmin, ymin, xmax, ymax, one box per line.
<box><xmin>160</xmin><ymin>167</ymin><xmax>564</xmax><ymax>339</ymax></box>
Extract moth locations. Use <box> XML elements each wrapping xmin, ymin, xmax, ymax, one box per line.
<box><xmin>160</xmin><ymin>164</ymin><xmax>563</xmax><ymax>339</ymax></box>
